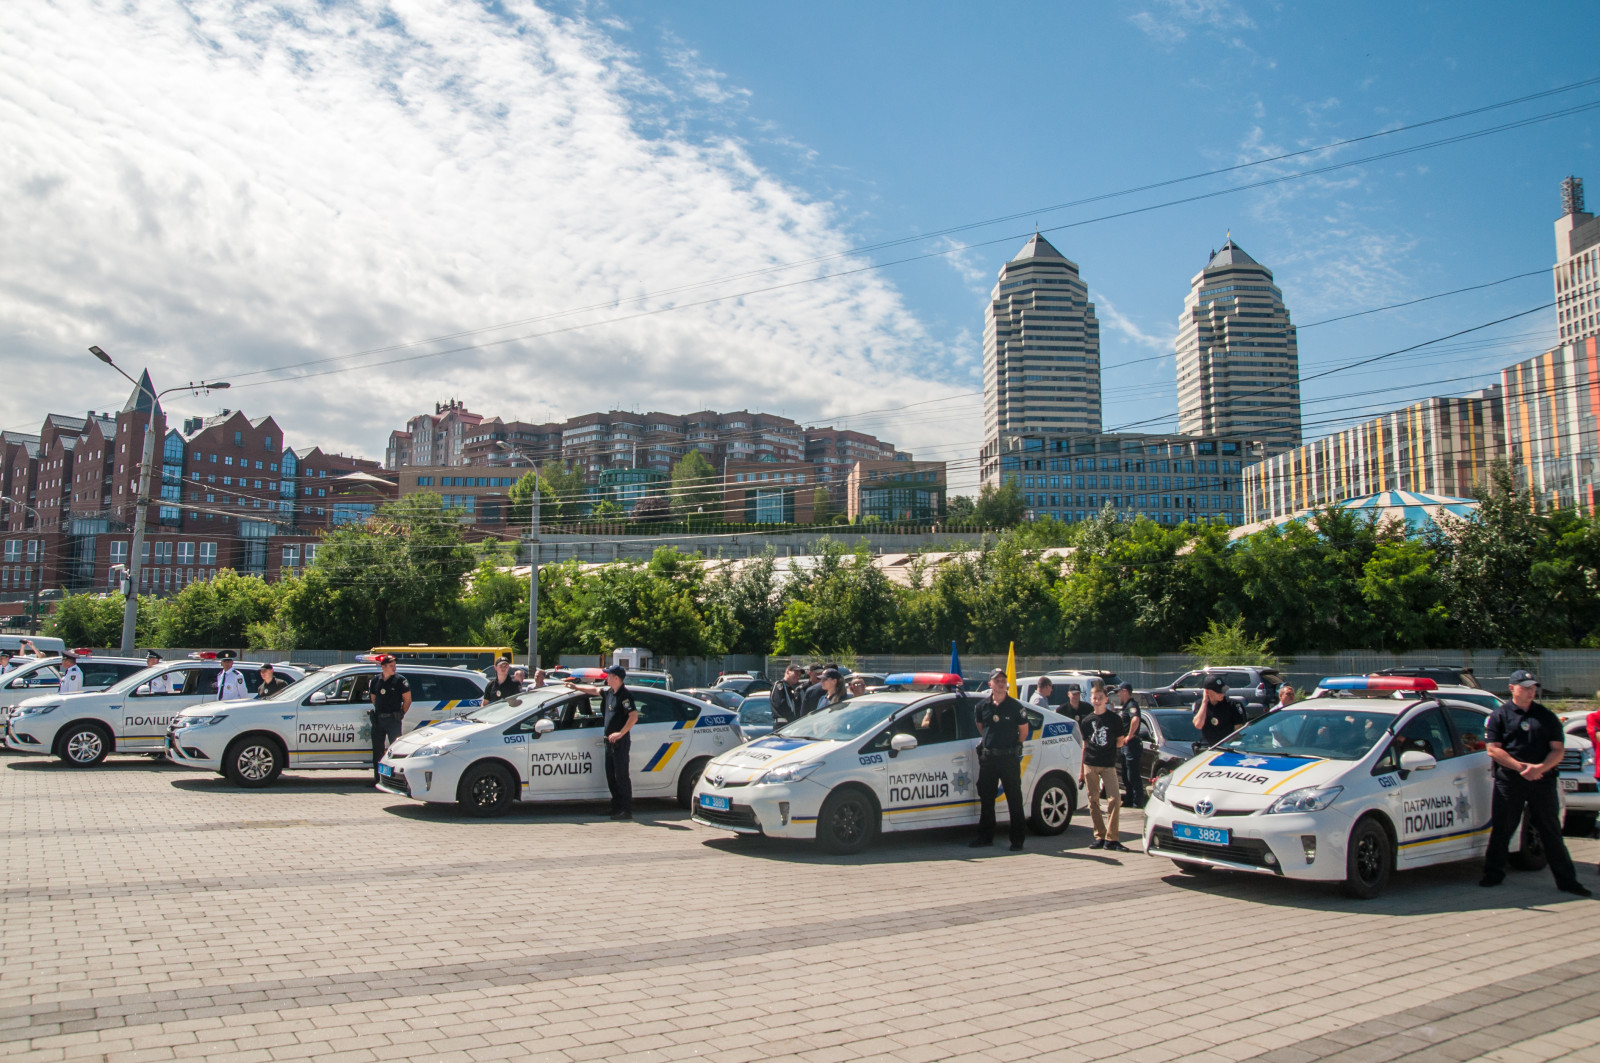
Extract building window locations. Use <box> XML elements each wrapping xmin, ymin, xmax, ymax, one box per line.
<box><xmin>177</xmin><ymin>542</ymin><xmax>195</xmax><ymax>564</ymax></box>
<box><xmin>282</xmin><ymin>545</ymin><xmax>300</xmax><ymax>568</ymax></box>
<box><xmin>199</xmin><ymin>542</ymin><xmax>218</xmax><ymax>565</ymax></box>
<box><xmin>2</xmin><ymin>541</ymin><xmax>19</xmax><ymax>563</ymax></box>
<box><xmin>234</xmin><ymin>431</ymin><xmax>243</xmax><ymax>446</ymax></box>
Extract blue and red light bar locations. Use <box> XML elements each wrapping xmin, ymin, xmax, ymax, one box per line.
<box><xmin>885</xmin><ymin>672</ymin><xmax>964</xmax><ymax>687</ymax></box>
<box><xmin>1318</xmin><ymin>675</ymin><xmax>1437</xmax><ymax>692</ymax></box>
<box><xmin>563</xmin><ymin>668</ymin><xmax>607</xmax><ymax>680</ymax></box>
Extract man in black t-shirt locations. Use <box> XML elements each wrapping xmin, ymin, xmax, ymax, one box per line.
<box><xmin>1480</xmin><ymin>671</ymin><xmax>1588</xmax><ymax>894</ymax></box>
<box><xmin>1192</xmin><ymin>676</ymin><xmax>1246</xmax><ymax>747</ymax></box>
<box><xmin>1080</xmin><ymin>684</ymin><xmax>1127</xmax><ymax>850</ymax></box>
<box><xmin>568</xmin><ymin>665</ymin><xmax>639</xmax><ymax>820</ymax></box>
<box><xmin>367</xmin><ymin>656</ymin><xmax>411</xmax><ymax>782</ymax></box>
<box><xmin>255</xmin><ymin>663</ymin><xmax>289</xmax><ymax>699</ymax></box>
<box><xmin>1115</xmin><ymin>682</ymin><xmax>1146</xmax><ymax>810</ymax></box>
<box><xmin>484</xmin><ymin>657</ymin><xmax>522</xmax><ymax>704</ymax></box>
<box><xmin>971</xmin><ymin>669</ymin><xmax>1030</xmax><ymax>851</ymax></box>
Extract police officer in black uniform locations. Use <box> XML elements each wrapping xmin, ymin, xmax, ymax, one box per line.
<box><xmin>1192</xmin><ymin>675</ymin><xmax>1246</xmax><ymax>748</ymax></box>
<box><xmin>255</xmin><ymin>662</ymin><xmax>289</xmax><ymax>699</ymax></box>
<box><xmin>568</xmin><ymin>665</ymin><xmax>638</xmax><ymax>820</ymax></box>
<box><xmin>484</xmin><ymin>656</ymin><xmax>522</xmax><ymax>704</ymax></box>
<box><xmin>1480</xmin><ymin>670</ymin><xmax>1590</xmax><ymax>895</ymax></box>
<box><xmin>769</xmin><ymin>663</ymin><xmax>806</xmax><ymax>728</ymax></box>
<box><xmin>367</xmin><ymin>655</ymin><xmax>411</xmax><ymax>783</ymax></box>
<box><xmin>1116</xmin><ymin>681</ymin><xmax>1147</xmax><ymax>809</ymax></box>
<box><xmin>971</xmin><ymin>668</ymin><xmax>1029</xmax><ymax>851</ymax></box>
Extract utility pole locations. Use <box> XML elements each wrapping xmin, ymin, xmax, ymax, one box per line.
<box><xmin>88</xmin><ymin>346</ymin><xmax>228</xmax><ymax>653</ymax></box>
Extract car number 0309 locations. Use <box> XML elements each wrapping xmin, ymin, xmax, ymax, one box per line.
<box><xmin>1173</xmin><ymin>822</ymin><xmax>1230</xmax><ymax>846</ymax></box>
<box><xmin>699</xmin><ymin>794</ymin><xmax>730</xmax><ymax>812</ymax></box>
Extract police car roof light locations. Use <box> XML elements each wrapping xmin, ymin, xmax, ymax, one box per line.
<box><xmin>72</xmin><ymin>649</ymin><xmax>93</xmax><ymax>657</ymax></box>
<box><xmin>354</xmin><ymin>654</ymin><xmax>383</xmax><ymax>662</ymax></box>
<box><xmin>884</xmin><ymin>672</ymin><xmax>963</xmax><ymax>686</ymax></box>
<box><xmin>1318</xmin><ymin>675</ymin><xmax>1438</xmax><ymax>692</ymax></box>
<box><xmin>567</xmin><ymin>668</ymin><xmax>607</xmax><ymax>679</ymax></box>
<box><xmin>188</xmin><ymin>651</ymin><xmax>220</xmax><ymax>660</ymax></box>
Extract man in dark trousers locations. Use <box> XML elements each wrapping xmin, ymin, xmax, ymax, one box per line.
<box><xmin>1480</xmin><ymin>670</ymin><xmax>1589</xmax><ymax>895</ymax></box>
<box><xmin>568</xmin><ymin>665</ymin><xmax>638</xmax><ymax>820</ymax></box>
<box><xmin>1115</xmin><ymin>681</ymin><xmax>1146</xmax><ymax>810</ymax></box>
<box><xmin>1193</xmin><ymin>675</ymin><xmax>1246</xmax><ymax>748</ymax></box>
<box><xmin>971</xmin><ymin>668</ymin><xmax>1029</xmax><ymax>851</ymax></box>
<box><xmin>1080</xmin><ymin>683</ymin><xmax>1127</xmax><ymax>851</ymax></box>
<box><xmin>769</xmin><ymin>663</ymin><xmax>806</xmax><ymax>728</ymax></box>
<box><xmin>367</xmin><ymin>656</ymin><xmax>411</xmax><ymax>783</ymax></box>
<box><xmin>484</xmin><ymin>656</ymin><xmax>522</xmax><ymax>704</ymax></box>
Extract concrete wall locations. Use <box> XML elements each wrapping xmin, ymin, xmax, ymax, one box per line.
<box><xmin>528</xmin><ymin>530</ymin><xmax>989</xmax><ymax>564</ymax></box>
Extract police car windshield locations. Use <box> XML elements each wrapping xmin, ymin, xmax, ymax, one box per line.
<box><xmin>463</xmin><ymin>686</ymin><xmax>567</xmax><ymax>724</ymax></box>
<box><xmin>105</xmin><ymin>664</ymin><xmax>180</xmax><ymax>694</ymax></box>
<box><xmin>780</xmin><ymin>697</ymin><xmax>903</xmax><ymax>741</ymax></box>
<box><xmin>1217</xmin><ymin>709</ymin><xmax>1392</xmax><ymax>761</ymax></box>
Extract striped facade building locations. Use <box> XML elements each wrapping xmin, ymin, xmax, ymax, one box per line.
<box><xmin>1503</xmin><ymin>337</ymin><xmax>1600</xmax><ymax>512</ymax></box>
<box><xmin>1242</xmin><ymin>391</ymin><xmax>1504</xmax><ymax>523</ymax></box>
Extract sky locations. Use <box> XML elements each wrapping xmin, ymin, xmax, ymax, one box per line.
<box><xmin>2</xmin><ymin>0</ymin><xmax>1597</xmax><ymax>494</ymax></box>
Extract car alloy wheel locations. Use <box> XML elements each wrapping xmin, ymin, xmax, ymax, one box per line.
<box><xmin>1029</xmin><ymin>773</ymin><xmax>1074</xmax><ymax>836</ymax></box>
<box><xmin>817</xmin><ymin>788</ymin><xmax>877</xmax><ymax>854</ymax></box>
<box><xmin>235</xmin><ymin>745</ymin><xmax>276</xmax><ymax>782</ymax></box>
<box><xmin>471</xmin><ymin>772</ymin><xmax>505</xmax><ymax>807</ymax></box>
<box><xmin>64</xmin><ymin>728</ymin><xmax>105</xmax><ymax>765</ymax></box>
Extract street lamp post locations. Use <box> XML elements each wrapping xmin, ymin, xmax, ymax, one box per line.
<box><xmin>495</xmin><ymin>442</ymin><xmax>541</xmax><ymax>669</ymax></box>
<box><xmin>88</xmin><ymin>346</ymin><xmax>229</xmax><ymax>653</ymax></box>
<box><xmin>1</xmin><ymin>497</ymin><xmax>42</xmax><ymax>634</ymax></box>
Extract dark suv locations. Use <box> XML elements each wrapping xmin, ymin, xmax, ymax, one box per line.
<box><xmin>1137</xmin><ymin>666</ymin><xmax>1285</xmax><ymax>715</ymax></box>
<box><xmin>1369</xmin><ymin>666</ymin><xmax>1478</xmax><ymax>689</ymax></box>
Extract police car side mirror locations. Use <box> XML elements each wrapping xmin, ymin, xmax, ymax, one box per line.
<box><xmin>134</xmin><ymin>683</ymin><xmax>151</xmax><ymax>696</ymax></box>
<box><xmin>890</xmin><ymin>733</ymin><xmax>918</xmax><ymax>754</ymax></box>
<box><xmin>308</xmin><ymin>691</ymin><xmax>328</xmax><ymax>705</ymax></box>
<box><xmin>534</xmin><ymin>718</ymin><xmax>555</xmax><ymax>735</ymax></box>
<box><xmin>1400</xmin><ymin>750</ymin><xmax>1437</xmax><ymax>773</ymax></box>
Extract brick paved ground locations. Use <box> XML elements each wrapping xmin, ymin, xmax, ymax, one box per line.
<box><xmin>2</xmin><ymin>752</ymin><xmax>1598</xmax><ymax>1063</ymax></box>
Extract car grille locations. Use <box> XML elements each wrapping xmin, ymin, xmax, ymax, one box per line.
<box><xmin>695</xmin><ymin>803</ymin><xmax>760</xmax><ymax>830</ymax></box>
<box><xmin>1169</xmin><ymin>801</ymin><xmax>1254</xmax><ymax>817</ymax></box>
<box><xmin>376</xmin><ymin>771</ymin><xmax>412</xmax><ymax>798</ymax></box>
<box><xmin>1561</xmin><ymin>749</ymin><xmax>1584</xmax><ymax>773</ymax></box>
<box><xmin>1151</xmin><ymin>827</ymin><xmax>1281</xmax><ymax>872</ymax></box>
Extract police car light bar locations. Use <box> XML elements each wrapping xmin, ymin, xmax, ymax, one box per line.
<box><xmin>565</xmin><ymin>668</ymin><xmax>608</xmax><ymax>680</ymax></box>
<box><xmin>1318</xmin><ymin>675</ymin><xmax>1438</xmax><ymax>692</ymax></box>
<box><xmin>885</xmin><ymin>672</ymin><xmax>963</xmax><ymax>687</ymax></box>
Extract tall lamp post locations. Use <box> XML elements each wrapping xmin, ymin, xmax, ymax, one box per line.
<box><xmin>494</xmin><ymin>442</ymin><xmax>542</xmax><ymax>669</ymax></box>
<box><xmin>1</xmin><ymin>497</ymin><xmax>42</xmax><ymax>634</ymax></box>
<box><xmin>88</xmin><ymin>346</ymin><xmax>229</xmax><ymax>653</ymax></box>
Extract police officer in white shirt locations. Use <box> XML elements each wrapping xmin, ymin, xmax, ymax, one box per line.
<box><xmin>57</xmin><ymin>649</ymin><xmax>84</xmax><ymax>694</ymax></box>
<box><xmin>0</xmin><ymin>649</ymin><xmax>18</xmax><ymax>673</ymax></box>
<box><xmin>143</xmin><ymin>651</ymin><xmax>172</xmax><ymax>694</ymax></box>
<box><xmin>215</xmin><ymin>652</ymin><xmax>248</xmax><ymax>701</ymax></box>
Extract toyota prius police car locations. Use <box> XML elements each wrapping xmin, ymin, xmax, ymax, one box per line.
<box><xmin>5</xmin><ymin>656</ymin><xmax>305</xmax><ymax>766</ymax></box>
<box><xmin>165</xmin><ymin>662</ymin><xmax>487</xmax><ymax>786</ymax></box>
<box><xmin>375</xmin><ymin>680</ymin><xmax>740</xmax><ymax>816</ymax></box>
<box><xmin>1144</xmin><ymin>676</ymin><xmax>1552</xmax><ymax>898</ymax></box>
<box><xmin>690</xmin><ymin>672</ymin><xmax>1084</xmax><ymax>854</ymax></box>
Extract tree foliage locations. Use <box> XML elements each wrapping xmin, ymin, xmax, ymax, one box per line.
<box><xmin>670</xmin><ymin>450</ymin><xmax>720</xmax><ymax>517</ymax></box>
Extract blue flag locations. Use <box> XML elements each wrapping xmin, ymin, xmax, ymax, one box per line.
<box><xmin>949</xmin><ymin>641</ymin><xmax>962</xmax><ymax>680</ymax></box>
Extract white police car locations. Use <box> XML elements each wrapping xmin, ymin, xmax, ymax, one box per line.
<box><xmin>0</xmin><ymin>654</ymin><xmax>148</xmax><ymax>719</ymax></box>
<box><xmin>166</xmin><ymin>663</ymin><xmax>486</xmax><ymax>786</ymax></box>
<box><xmin>691</xmin><ymin>675</ymin><xmax>1083</xmax><ymax>854</ymax></box>
<box><xmin>5</xmin><ymin>658</ymin><xmax>305</xmax><ymax>766</ymax></box>
<box><xmin>375</xmin><ymin>684</ymin><xmax>740</xmax><ymax>816</ymax></box>
<box><xmin>1144</xmin><ymin>676</ymin><xmax>1550</xmax><ymax>898</ymax></box>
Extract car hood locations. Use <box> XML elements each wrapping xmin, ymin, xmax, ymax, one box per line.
<box><xmin>389</xmin><ymin>716</ymin><xmax>489</xmax><ymax>752</ymax></box>
<box><xmin>17</xmin><ymin>690</ymin><xmax>110</xmax><ymax>709</ymax></box>
<box><xmin>1167</xmin><ymin>750</ymin><xmax>1347</xmax><ymax>797</ymax></box>
<box><xmin>704</xmin><ymin>734</ymin><xmax>844</xmax><ymax>784</ymax></box>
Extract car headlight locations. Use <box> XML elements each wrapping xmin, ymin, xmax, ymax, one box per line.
<box><xmin>1151</xmin><ymin>775</ymin><xmax>1170</xmax><ymax>804</ymax></box>
<box><xmin>1265</xmin><ymin>785</ymin><xmax>1343</xmax><ymax>814</ymax></box>
<box><xmin>756</xmin><ymin>760</ymin><xmax>822</xmax><ymax>785</ymax></box>
<box><xmin>16</xmin><ymin>703</ymin><xmax>60</xmax><ymax>717</ymax></box>
<box><xmin>175</xmin><ymin>715</ymin><xmax>229</xmax><ymax>728</ymax></box>
<box><xmin>1585</xmin><ymin>748</ymin><xmax>1596</xmax><ymax>770</ymax></box>
<box><xmin>410</xmin><ymin>739</ymin><xmax>467</xmax><ymax>759</ymax></box>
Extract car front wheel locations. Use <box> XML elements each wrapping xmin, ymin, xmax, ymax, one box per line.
<box><xmin>58</xmin><ymin>723</ymin><xmax>111</xmax><ymax>767</ymax></box>
<box><xmin>816</xmin><ymin>786</ymin><xmax>878</xmax><ymax>855</ymax></box>
<box><xmin>677</xmin><ymin>757</ymin><xmax>709</xmax><ymax>809</ymax></box>
<box><xmin>458</xmin><ymin>762</ymin><xmax>516</xmax><ymax>818</ymax></box>
<box><xmin>1342</xmin><ymin>816</ymin><xmax>1393</xmax><ymax>899</ymax></box>
<box><xmin>223</xmin><ymin>736</ymin><xmax>284</xmax><ymax>788</ymax></box>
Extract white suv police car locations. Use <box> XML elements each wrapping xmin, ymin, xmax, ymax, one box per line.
<box><xmin>376</xmin><ymin>684</ymin><xmax>740</xmax><ymax>816</ymax></box>
<box><xmin>691</xmin><ymin>686</ymin><xmax>1083</xmax><ymax>854</ymax></box>
<box><xmin>5</xmin><ymin>659</ymin><xmax>305</xmax><ymax>766</ymax></box>
<box><xmin>166</xmin><ymin>663</ymin><xmax>487</xmax><ymax>786</ymax></box>
<box><xmin>1145</xmin><ymin>676</ymin><xmax>1550</xmax><ymax>898</ymax></box>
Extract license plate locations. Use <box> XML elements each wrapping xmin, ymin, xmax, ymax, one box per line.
<box><xmin>698</xmin><ymin>793</ymin><xmax>730</xmax><ymax>812</ymax></box>
<box><xmin>1173</xmin><ymin>821</ymin><xmax>1231</xmax><ymax>846</ymax></box>
<box><xmin>377</xmin><ymin>763</ymin><xmax>393</xmax><ymax>777</ymax></box>
<box><xmin>1560</xmin><ymin>777</ymin><xmax>1577</xmax><ymax>792</ymax></box>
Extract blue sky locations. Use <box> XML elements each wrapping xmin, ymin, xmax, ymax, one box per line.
<box><xmin>2</xmin><ymin>1</ymin><xmax>1596</xmax><ymax>492</ymax></box>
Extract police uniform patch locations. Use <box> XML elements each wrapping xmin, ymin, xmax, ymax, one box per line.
<box><xmin>1521</xmin><ymin>720</ymin><xmax>1531</xmax><ymax>731</ymax></box>
<box><xmin>1210</xmin><ymin>717</ymin><xmax>1219</xmax><ymax>726</ymax></box>
<box><xmin>992</xmin><ymin>714</ymin><xmax>1000</xmax><ymax>723</ymax></box>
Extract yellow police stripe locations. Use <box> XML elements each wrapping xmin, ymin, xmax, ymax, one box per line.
<box><xmin>1176</xmin><ymin>752</ymin><xmax>1218</xmax><ymax>786</ymax></box>
<box><xmin>648</xmin><ymin>741</ymin><xmax>681</xmax><ymax>772</ymax></box>
<box><xmin>1261</xmin><ymin>759</ymin><xmax>1326</xmax><ymax>794</ymax></box>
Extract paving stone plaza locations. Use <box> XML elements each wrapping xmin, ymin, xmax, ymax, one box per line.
<box><xmin>3</xmin><ymin>755</ymin><xmax>1598</xmax><ymax>1063</ymax></box>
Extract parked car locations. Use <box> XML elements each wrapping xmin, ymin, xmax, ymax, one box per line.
<box><xmin>714</xmin><ymin>674</ymin><xmax>771</xmax><ymax>697</ymax></box>
<box><xmin>1370</xmin><ymin>666</ymin><xmax>1479</xmax><ymax>689</ymax></box>
<box><xmin>736</xmin><ymin>696</ymin><xmax>775</xmax><ymax>741</ymax></box>
<box><xmin>681</xmin><ymin>687</ymin><xmax>746</xmax><ymax>712</ymax></box>
<box><xmin>1140</xmin><ymin>708</ymin><xmax>1208</xmax><ymax>779</ymax></box>
<box><xmin>1137</xmin><ymin>666</ymin><xmax>1284</xmax><ymax>716</ymax></box>
<box><xmin>1016</xmin><ymin>672</ymin><xmax>1125</xmax><ymax>718</ymax></box>
<box><xmin>0</xmin><ymin>655</ymin><xmax>149</xmax><ymax>720</ymax></box>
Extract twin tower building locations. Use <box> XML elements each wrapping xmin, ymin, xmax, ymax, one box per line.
<box><xmin>979</xmin><ymin>232</ymin><xmax>1302</xmax><ymax>525</ymax></box>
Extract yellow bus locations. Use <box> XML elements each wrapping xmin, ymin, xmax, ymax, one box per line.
<box><xmin>362</xmin><ymin>646</ymin><xmax>515</xmax><ymax>669</ymax></box>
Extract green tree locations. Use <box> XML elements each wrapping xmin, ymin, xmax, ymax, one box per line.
<box><xmin>632</xmin><ymin>495</ymin><xmax>672</xmax><ymax>523</ymax></box>
<box><xmin>811</xmin><ymin>487</ymin><xmax>833</xmax><ymax>525</ymax></box>
<box><xmin>591</xmin><ymin>499</ymin><xmax>625</xmax><ymax>521</ymax></box>
<box><xmin>1433</xmin><ymin>465</ymin><xmax>1556</xmax><ymax>654</ymax></box>
<box><xmin>972</xmin><ymin>481</ymin><xmax>1025</xmax><ymax>528</ymax></box>
<box><xmin>946</xmin><ymin>495</ymin><xmax>975</xmax><ymax>520</ymax></box>
<box><xmin>459</xmin><ymin>560</ymin><xmax>531</xmax><ymax>650</ymax></box>
<box><xmin>771</xmin><ymin>539</ymin><xmax>899</xmax><ymax>654</ymax></box>
<box><xmin>508</xmin><ymin>462</ymin><xmax>589</xmax><ymax>526</ymax></box>
<box><xmin>157</xmin><ymin>569</ymin><xmax>285</xmax><ymax>648</ymax></box>
<box><xmin>45</xmin><ymin>593</ymin><xmax>161</xmax><ymax>648</ymax></box>
<box><xmin>706</xmin><ymin>551</ymin><xmax>782</xmax><ymax>655</ymax></box>
<box><xmin>1182</xmin><ymin>617</ymin><xmax>1279</xmax><ymax>668</ymax></box>
<box><xmin>1359</xmin><ymin>538</ymin><xmax>1449</xmax><ymax>650</ymax></box>
<box><xmin>570</xmin><ymin>547</ymin><xmax>723</xmax><ymax>656</ymax></box>
<box><xmin>671</xmin><ymin>450</ymin><xmax>720</xmax><ymax>518</ymax></box>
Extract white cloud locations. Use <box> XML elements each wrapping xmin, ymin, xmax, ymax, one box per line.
<box><xmin>1095</xmin><ymin>293</ymin><xmax>1176</xmax><ymax>354</ymax></box>
<box><xmin>1128</xmin><ymin>0</ymin><xmax>1255</xmax><ymax>45</ymax></box>
<box><xmin>0</xmin><ymin>0</ymin><xmax>971</xmax><ymax>460</ymax></box>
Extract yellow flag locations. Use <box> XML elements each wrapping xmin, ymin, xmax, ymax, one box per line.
<box><xmin>1006</xmin><ymin>642</ymin><xmax>1017</xmax><ymax>698</ymax></box>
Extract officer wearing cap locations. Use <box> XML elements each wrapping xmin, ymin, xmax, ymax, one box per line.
<box><xmin>1115</xmin><ymin>681</ymin><xmax>1146</xmax><ymax>809</ymax></box>
<box><xmin>484</xmin><ymin>656</ymin><xmax>521</xmax><ymax>704</ymax></box>
<box><xmin>143</xmin><ymin>651</ymin><xmax>173</xmax><ymax>694</ymax></box>
<box><xmin>215</xmin><ymin>652</ymin><xmax>248</xmax><ymax>701</ymax></box>
<box><xmin>1062</xmin><ymin>684</ymin><xmax>1086</xmax><ymax>722</ymax></box>
<box><xmin>971</xmin><ymin>668</ymin><xmax>1029</xmax><ymax>851</ymax></box>
<box><xmin>57</xmin><ymin>649</ymin><xmax>84</xmax><ymax>694</ymax></box>
<box><xmin>367</xmin><ymin>656</ymin><xmax>411</xmax><ymax>783</ymax></box>
<box><xmin>799</xmin><ymin>663</ymin><xmax>829</xmax><ymax>717</ymax></box>
<box><xmin>1192</xmin><ymin>675</ymin><xmax>1245</xmax><ymax>747</ymax></box>
<box><xmin>256</xmin><ymin>662</ymin><xmax>289</xmax><ymax>699</ymax></box>
<box><xmin>1481</xmin><ymin>670</ymin><xmax>1589</xmax><ymax>895</ymax></box>
<box><xmin>567</xmin><ymin>665</ymin><xmax>638</xmax><ymax>820</ymax></box>
<box><xmin>770</xmin><ymin>663</ymin><xmax>806</xmax><ymax>728</ymax></box>
<box><xmin>813</xmin><ymin>668</ymin><xmax>846</xmax><ymax>712</ymax></box>
<box><xmin>0</xmin><ymin>649</ymin><xmax>17</xmax><ymax>673</ymax></box>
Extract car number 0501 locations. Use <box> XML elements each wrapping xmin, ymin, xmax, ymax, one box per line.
<box><xmin>1173</xmin><ymin>822</ymin><xmax>1230</xmax><ymax>846</ymax></box>
<box><xmin>699</xmin><ymin>794</ymin><xmax>730</xmax><ymax>811</ymax></box>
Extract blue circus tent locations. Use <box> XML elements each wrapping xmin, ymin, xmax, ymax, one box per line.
<box><xmin>1231</xmin><ymin>489</ymin><xmax>1479</xmax><ymax>540</ymax></box>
